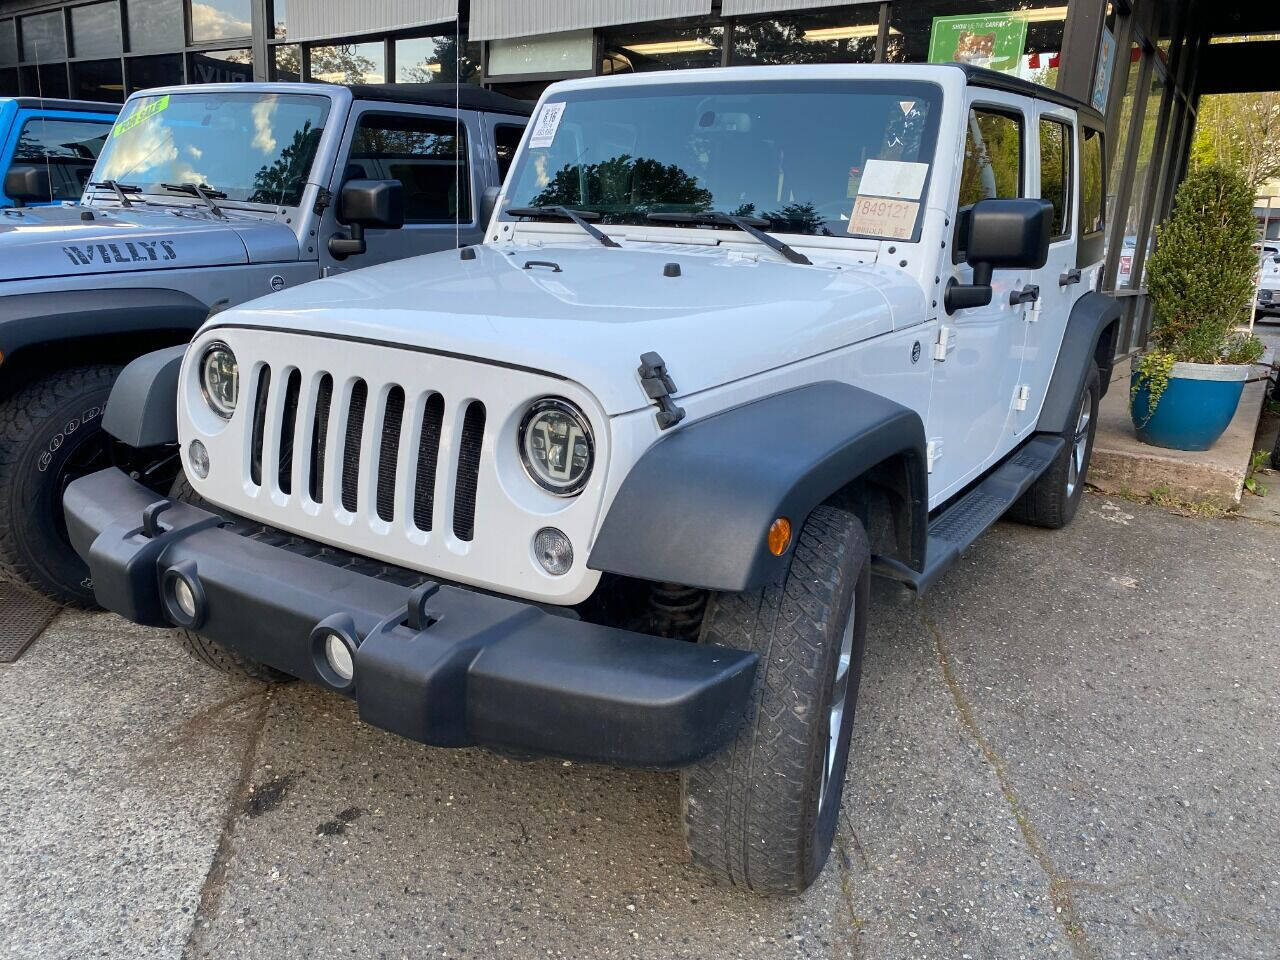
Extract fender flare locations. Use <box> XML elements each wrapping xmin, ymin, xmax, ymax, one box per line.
<box><xmin>101</xmin><ymin>345</ymin><xmax>188</xmax><ymax>447</ymax></box>
<box><xmin>587</xmin><ymin>382</ymin><xmax>928</xmax><ymax>592</ymax></box>
<box><xmin>1037</xmin><ymin>291</ymin><xmax>1122</xmax><ymax>434</ymax></box>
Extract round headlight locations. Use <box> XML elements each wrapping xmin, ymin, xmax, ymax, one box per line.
<box><xmin>199</xmin><ymin>341</ymin><xmax>238</xmax><ymax>419</ymax></box>
<box><xmin>518</xmin><ymin>398</ymin><xmax>594</xmax><ymax>496</ymax></box>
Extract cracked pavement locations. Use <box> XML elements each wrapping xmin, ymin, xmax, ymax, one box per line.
<box><xmin>2</xmin><ymin>494</ymin><xmax>1277</xmax><ymax>959</ymax></box>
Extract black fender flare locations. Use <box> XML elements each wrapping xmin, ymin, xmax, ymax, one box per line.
<box><xmin>101</xmin><ymin>344</ymin><xmax>188</xmax><ymax>447</ymax></box>
<box><xmin>1037</xmin><ymin>291</ymin><xmax>1122</xmax><ymax>434</ymax></box>
<box><xmin>587</xmin><ymin>382</ymin><xmax>928</xmax><ymax>592</ymax></box>
<box><xmin>0</xmin><ymin>287</ymin><xmax>207</xmax><ymax>360</ymax></box>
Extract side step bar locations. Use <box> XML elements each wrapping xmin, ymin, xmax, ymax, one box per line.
<box><xmin>872</xmin><ymin>434</ymin><xmax>1065</xmax><ymax>594</ymax></box>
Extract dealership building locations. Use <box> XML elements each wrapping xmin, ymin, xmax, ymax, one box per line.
<box><xmin>0</xmin><ymin>0</ymin><xmax>1275</xmax><ymax>353</ymax></box>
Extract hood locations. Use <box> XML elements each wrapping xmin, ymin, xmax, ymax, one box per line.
<box><xmin>211</xmin><ymin>242</ymin><xmax>918</xmax><ymax>416</ymax></box>
<box><xmin>0</xmin><ymin>204</ymin><xmax>299</xmax><ymax>282</ymax></box>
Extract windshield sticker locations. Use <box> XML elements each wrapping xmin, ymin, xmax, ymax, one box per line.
<box><xmin>62</xmin><ymin>240</ymin><xmax>177</xmax><ymax>266</ymax></box>
<box><xmin>848</xmin><ymin>196</ymin><xmax>920</xmax><ymax>241</ymax></box>
<box><xmin>528</xmin><ymin>102</ymin><xmax>566</xmax><ymax>149</ymax></box>
<box><xmin>113</xmin><ymin>94</ymin><xmax>170</xmax><ymax>139</ymax></box>
<box><xmin>859</xmin><ymin>159</ymin><xmax>929</xmax><ymax>201</ymax></box>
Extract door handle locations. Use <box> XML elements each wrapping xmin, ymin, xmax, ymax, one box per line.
<box><xmin>1009</xmin><ymin>284</ymin><xmax>1040</xmax><ymax>306</ymax></box>
<box><xmin>1059</xmin><ymin>268</ymin><xmax>1083</xmax><ymax>286</ymax></box>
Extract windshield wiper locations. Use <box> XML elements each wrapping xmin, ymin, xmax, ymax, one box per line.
<box><xmin>161</xmin><ymin>182</ymin><xmax>228</xmax><ymax>218</ymax></box>
<box><xmin>646</xmin><ymin>210</ymin><xmax>812</xmax><ymax>265</ymax></box>
<box><xmin>89</xmin><ymin>179</ymin><xmax>141</xmax><ymax>207</ymax></box>
<box><xmin>506</xmin><ymin>205</ymin><xmax>621</xmax><ymax>248</ymax></box>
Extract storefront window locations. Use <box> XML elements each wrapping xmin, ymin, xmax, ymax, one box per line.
<box><xmin>487</xmin><ymin>31</ymin><xmax>592</xmax><ymax>77</ymax></box>
<box><xmin>396</xmin><ymin>34</ymin><xmax>482</xmax><ymax>84</ymax></box>
<box><xmin>127</xmin><ymin>52</ymin><xmax>183</xmax><ymax>90</ymax></box>
<box><xmin>272</xmin><ymin>44</ymin><xmax>301</xmax><ymax>81</ymax></box>
<box><xmin>271</xmin><ymin>0</ymin><xmax>287</xmax><ymax>40</ymax></box>
<box><xmin>0</xmin><ymin>68</ymin><xmax>17</xmax><ymax>96</ymax></box>
<box><xmin>189</xmin><ymin>48</ymin><xmax>252</xmax><ymax>83</ymax></box>
<box><xmin>310</xmin><ymin>42</ymin><xmax>385</xmax><ymax>85</ymax></box>
<box><xmin>127</xmin><ymin>0</ymin><xmax>184</xmax><ymax>54</ymax></box>
<box><xmin>72</xmin><ymin>58</ymin><xmax>125</xmax><ymax>101</ymax></box>
<box><xmin>71</xmin><ymin>2</ymin><xmax>122</xmax><ymax>59</ymax></box>
<box><xmin>1127</xmin><ymin>70</ymin><xmax>1167</xmax><ymax>287</ymax></box>
<box><xmin>20</xmin><ymin>63</ymin><xmax>69</xmax><ymax>98</ymax></box>
<box><xmin>886</xmin><ymin>0</ymin><xmax>1065</xmax><ymax>87</ymax></box>
<box><xmin>599</xmin><ymin>22</ymin><xmax>724</xmax><ymax>73</ymax></box>
<box><xmin>190</xmin><ymin>0</ymin><xmax>253</xmax><ymax>43</ymax></box>
<box><xmin>0</xmin><ymin>19</ymin><xmax>16</xmax><ymax>66</ymax></box>
<box><xmin>21</xmin><ymin>11</ymin><xmax>68</xmax><ymax>62</ymax></box>
<box><xmin>732</xmin><ymin>5</ymin><xmax>880</xmax><ymax>65</ymax></box>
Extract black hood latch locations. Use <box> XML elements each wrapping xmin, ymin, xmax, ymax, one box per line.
<box><xmin>638</xmin><ymin>352</ymin><xmax>686</xmax><ymax>430</ymax></box>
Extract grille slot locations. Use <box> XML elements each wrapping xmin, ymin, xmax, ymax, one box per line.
<box><xmin>453</xmin><ymin>401</ymin><xmax>485</xmax><ymax>542</ymax></box>
<box><xmin>249</xmin><ymin>365</ymin><xmax>271</xmax><ymax>487</ymax></box>
<box><xmin>278</xmin><ymin>369</ymin><xmax>301</xmax><ymax>494</ymax></box>
<box><xmin>376</xmin><ymin>386</ymin><xmax>405</xmax><ymax>523</ymax></box>
<box><xmin>341</xmin><ymin>380</ymin><xmax>368</xmax><ymax>514</ymax></box>
<box><xmin>309</xmin><ymin>374</ymin><xmax>333</xmax><ymax>503</ymax></box>
<box><xmin>413</xmin><ymin>393</ymin><xmax>445</xmax><ymax>531</ymax></box>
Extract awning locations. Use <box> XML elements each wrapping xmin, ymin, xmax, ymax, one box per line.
<box><xmin>469</xmin><ymin>0</ymin><xmax>713</xmax><ymax>42</ymax></box>
<box><xmin>721</xmin><ymin>0</ymin><xmax>879</xmax><ymax>15</ymax></box>
<box><xmin>286</xmin><ymin>0</ymin><xmax>458</xmax><ymax>45</ymax></box>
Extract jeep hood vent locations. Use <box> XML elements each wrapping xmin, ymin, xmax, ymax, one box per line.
<box><xmin>212</xmin><ymin>243</ymin><xmax>911</xmax><ymax>416</ymax></box>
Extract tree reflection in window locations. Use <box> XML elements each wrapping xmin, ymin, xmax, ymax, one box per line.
<box><xmin>530</xmin><ymin>155</ymin><xmax>712</xmax><ymax>221</ymax></box>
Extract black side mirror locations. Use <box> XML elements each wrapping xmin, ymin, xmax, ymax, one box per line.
<box><xmin>328</xmin><ymin>178</ymin><xmax>404</xmax><ymax>259</ymax></box>
<box><xmin>4</xmin><ymin>164</ymin><xmax>52</xmax><ymax>207</ymax></box>
<box><xmin>945</xmin><ymin>198</ymin><xmax>1054</xmax><ymax>313</ymax></box>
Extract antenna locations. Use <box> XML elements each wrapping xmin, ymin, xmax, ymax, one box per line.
<box><xmin>454</xmin><ymin>11</ymin><xmax>461</xmax><ymax>251</ymax></box>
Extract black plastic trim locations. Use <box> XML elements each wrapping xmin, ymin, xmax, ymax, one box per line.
<box><xmin>588</xmin><ymin>382</ymin><xmax>928</xmax><ymax>591</ymax></box>
<box><xmin>1037</xmin><ymin>291</ymin><xmax>1122</xmax><ymax>434</ymax></box>
<box><xmin>102</xmin><ymin>345</ymin><xmax>188</xmax><ymax>447</ymax></box>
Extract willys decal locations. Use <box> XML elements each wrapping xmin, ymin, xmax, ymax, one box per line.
<box><xmin>62</xmin><ymin>240</ymin><xmax>178</xmax><ymax>266</ymax></box>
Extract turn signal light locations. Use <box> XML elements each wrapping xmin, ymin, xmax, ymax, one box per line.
<box><xmin>767</xmin><ymin>517</ymin><xmax>792</xmax><ymax>557</ymax></box>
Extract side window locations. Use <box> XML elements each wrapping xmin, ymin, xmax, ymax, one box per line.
<box><xmin>1079</xmin><ymin>125</ymin><xmax>1106</xmax><ymax>265</ymax></box>
<box><xmin>348</xmin><ymin>113</ymin><xmax>471</xmax><ymax>224</ymax></box>
<box><xmin>494</xmin><ymin>123</ymin><xmax>524</xmax><ymax>183</ymax></box>
<box><xmin>956</xmin><ymin>107</ymin><xmax>1023</xmax><ymax>260</ymax></box>
<box><xmin>14</xmin><ymin>116</ymin><xmax>112</xmax><ymax>201</ymax></box>
<box><xmin>1039</xmin><ymin>118</ymin><xmax>1072</xmax><ymax>240</ymax></box>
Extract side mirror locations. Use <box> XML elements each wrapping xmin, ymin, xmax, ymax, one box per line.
<box><xmin>328</xmin><ymin>178</ymin><xmax>404</xmax><ymax>259</ymax></box>
<box><xmin>479</xmin><ymin>185</ymin><xmax>501</xmax><ymax>234</ymax></box>
<box><xmin>945</xmin><ymin>198</ymin><xmax>1054</xmax><ymax>313</ymax></box>
<box><xmin>4</xmin><ymin>165</ymin><xmax>52</xmax><ymax>207</ymax></box>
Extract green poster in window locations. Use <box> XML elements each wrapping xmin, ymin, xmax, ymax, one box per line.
<box><xmin>927</xmin><ymin>13</ymin><xmax>1029</xmax><ymax>74</ymax></box>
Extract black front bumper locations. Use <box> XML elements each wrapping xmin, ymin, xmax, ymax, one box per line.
<box><xmin>65</xmin><ymin>468</ymin><xmax>757</xmax><ymax>768</ymax></box>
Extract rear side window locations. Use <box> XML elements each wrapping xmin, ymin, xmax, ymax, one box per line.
<box><xmin>493</xmin><ymin>123</ymin><xmax>523</xmax><ymax>183</ymax></box>
<box><xmin>1078</xmin><ymin>124</ymin><xmax>1105</xmax><ymax>266</ymax></box>
<box><xmin>348</xmin><ymin>113</ymin><xmax>471</xmax><ymax>223</ymax></box>
<box><xmin>1039</xmin><ymin>117</ymin><xmax>1072</xmax><ymax>240</ymax></box>
<box><xmin>14</xmin><ymin>116</ymin><xmax>112</xmax><ymax>201</ymax></box>
<box><xmin>956</xmin><ymin>107</ymin><xmax>1023</xmax><ymax>260</ymax></box>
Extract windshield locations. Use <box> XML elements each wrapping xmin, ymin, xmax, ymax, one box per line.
<box><xmin>92</xmin><ymin>92</ymin><xmax>331</xmax><ymax>207</ymax></box>
<box><xmin>502</xmin><ymin>79</ymin><xmax>942</xmax><ymax>240</ymax></box>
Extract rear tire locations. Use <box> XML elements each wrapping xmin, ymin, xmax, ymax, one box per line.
<box><xmin>1008</xmin><ymin>361</ymin><xmax>1101</xmax><ymax>530</ymax></box>
<box><xmin>170</xmin><ymin>473</ymin><xmax>291</xmax><ymax>684</ymax></box>
<box><xmin>682</xmin><ymin>505</ymin><xmax>870</xmax><ymax>894</ymax></box>
<box><xmin>0</xmin><ymin>365</ymin><xmax>122</xmax><ymax>606</ymax></box>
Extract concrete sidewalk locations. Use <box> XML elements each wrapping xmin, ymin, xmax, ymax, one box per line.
<box><xmin>2</xmin><ymin>497</ymin><xmax>1278</xmax><ymax>959</ymax></box>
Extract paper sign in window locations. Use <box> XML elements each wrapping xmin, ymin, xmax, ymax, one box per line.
<box><xmin>528</xmin><ymin>102</ymin><xmax>565</xmax><ymax>148</ymax></box>
<box><xmin>848</xmin><ymin>195</ymin><xmax>920</xmax><ymax>240</ymax></box>
<box><xmin>859</xmin><ymin>159</ymin><xmax>929</xmax><ymax>200</ymax></box>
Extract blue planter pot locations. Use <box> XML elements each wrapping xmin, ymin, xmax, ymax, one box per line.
<box><xmin>1130</xmin><ymin>361</ymin><xmax>1250</xmax><ymax>451</ymax></box>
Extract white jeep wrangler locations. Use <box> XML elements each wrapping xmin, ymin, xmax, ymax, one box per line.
<box><xmin>66</xmin><ymin>64</ymin><xmax>1120</xmax><ymax>894</ymax></box>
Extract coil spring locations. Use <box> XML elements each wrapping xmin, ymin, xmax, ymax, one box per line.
<box><xmin>648</xmin><ymin>582</ymin><xmax>707</xmax><ymax>640</ymax></box>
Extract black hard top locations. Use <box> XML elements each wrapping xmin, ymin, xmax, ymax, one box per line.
<box><xmin>954</xmin><ymin>64</ymin><xmax>1105</xmax><ymax>124</ymax></box>
<box><xmin>345</xmin><ymin>83</ymin><xmax>533</xmax><ymax>117</ymax></box>
<box><xmin>12</xmin><ymin>97</ymin><xmax>123</xmax><ymax>114</ymax></box>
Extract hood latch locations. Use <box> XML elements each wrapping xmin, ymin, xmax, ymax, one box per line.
<box><xmin>638</xmin><ymin>352</ymin><xmax>685</xmax><ymax>430</ymax></box>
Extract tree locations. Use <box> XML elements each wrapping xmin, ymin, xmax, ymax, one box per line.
<box><xmin>251</xmin><ymin>120</ymin><xmax>321</xmax><ymax>205</ymax></box>
<box><xmin>1191</xmin><ymin>93</ymin><xmax>1280</xmax><ymax>191</ymax></box>
<box><xmin>399</xmin><ymin>37</ymin><xmax>482</xmax><ymax>85</ymax></box>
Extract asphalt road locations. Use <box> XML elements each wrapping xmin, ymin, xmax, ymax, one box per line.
<box><xmin>2</xmin><ymin>495</ymin><xmax>1277</xmax><ymax>960</ymax></box>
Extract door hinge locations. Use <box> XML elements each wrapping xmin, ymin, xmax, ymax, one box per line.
<box><xmin>933</xmin><ymin>326</ymin><xmax>955</xmax><ymax>362</ymax></box>
<box><xmin>313</xmin><ymin>187</ymin><xmax>333</xmax><ymax>216</ymax></box>
<box><xmin>1013</xmin><ymin>384</ymin><xmax>1031</xmax><ymax>412</ymax></box>
<box><xmin>637</xmin><ymin>351</ymin><xmax>686</xmax><ymax>430</ymax></box>
<box><xmin>926</xmin><ymin>440</ymin><xmax>942</xmax><ymax>473</ymax></box>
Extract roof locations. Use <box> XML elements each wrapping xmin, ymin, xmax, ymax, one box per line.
<box><xmin>8</xmin><ymin>97</ymin><xmax>122</xmax><ymax>115</ymax></box>
<box><xmin>955</xmin><ymin>64</ymin><xmax>1105</xmax><ymax>124</ymax></box>
<box><xmin>344</xmin><ymin>83</ymin><xmax>533</xmax><ymax>117</ymax></box>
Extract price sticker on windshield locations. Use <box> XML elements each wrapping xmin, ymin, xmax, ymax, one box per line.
<box><xmin>528</xmin><ymin>102</ymin><xmax>566</xmax><ymax>149</ymax></box>
<box><xmin>848</xmin><ymin>195</ymin><xmax>920</xmax><ymax>240</ymax></box>
<box><xmin>113</xmin><ymin>94</ymin><xmax>169</xmax><ymax>139</ymax></box>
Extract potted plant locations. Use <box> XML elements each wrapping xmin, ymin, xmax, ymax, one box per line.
<box><xmin>1131</xmin><ymin>163</ymin><xmax>1266</xmax><ymax>450</ymax></box>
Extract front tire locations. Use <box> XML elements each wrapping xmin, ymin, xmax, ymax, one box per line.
<box><xmin>682</xmin><ymin>505</ymin><xmax>870</xmax><ymax>894</ymax></box>
<box><xmin>0</xmin><ymin>365</ymin><xmax>122</xmax><ymax>605</ymax></box>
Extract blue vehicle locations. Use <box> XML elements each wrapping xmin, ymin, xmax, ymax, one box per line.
<box><xmin>0</xmin><ymin>97</ymin><xmax>120</xmax><ymax>207</ymax></box>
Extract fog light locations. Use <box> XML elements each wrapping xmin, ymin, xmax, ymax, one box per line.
<box><xmin>323</xmin><ymin>632</ymin><xmax>354</xmax><ymax>682</ymax></box>
<box><xmin>161</xmin><ymin>563</ymin><xmax>205</xmax><ymax>628</ymax></box>
<box><xmin>189</xmin><ymin>439</ymin><xmax>210</xmax><ymax>479</ymax></box>
<box><xmin>533</xmin><ymin>527</ymin><xmax>573</xmax><ymax>576</ymax></box>
<box><xmin>173</xmin><ymin>577</ymin><xmax>198</xmax><ymax>619</ymax></box>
